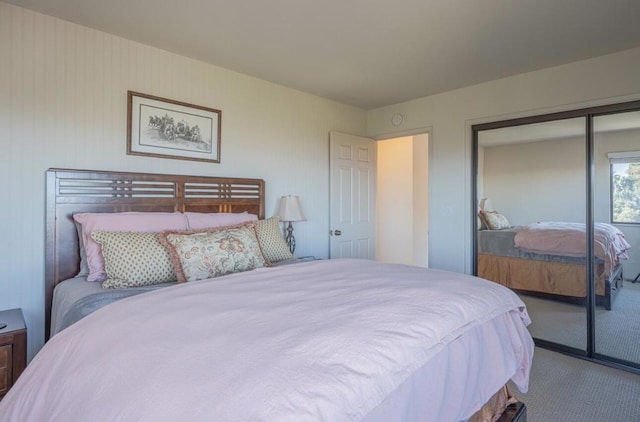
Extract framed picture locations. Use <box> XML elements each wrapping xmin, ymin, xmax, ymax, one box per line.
<box><xmin>127</xmin><ymin>91</ymin><xmax>221</xmax><ymax>163</ymax></box>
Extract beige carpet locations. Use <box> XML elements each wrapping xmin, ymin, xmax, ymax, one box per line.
<box><xmin>521</xmin><ymin>281</ymin><xmax>640</xmax><ymax>363</ymax></box>
<box><xmin>510</xmin><ymin>347</ymin><xmax>640</xmax><ymax>422</ymax></box>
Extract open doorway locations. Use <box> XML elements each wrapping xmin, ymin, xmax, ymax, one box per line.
<box><xmin>376</xmin><ymin>133</ymin><xmax>429</xmax><ymax>267</ymax></box>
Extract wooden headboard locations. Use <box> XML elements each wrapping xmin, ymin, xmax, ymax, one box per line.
<box><xmin>45</xmin><ymin>168</ymin><xmax>265</xmax><ymax>338</ymax></box>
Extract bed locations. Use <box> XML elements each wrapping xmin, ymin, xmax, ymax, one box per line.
<box><xmin>0</xmin><ymin>169</ymin><xmax>534</xmax><ymax>422</ymax></box>
<box><xmin>477</xmin><ymin>222</ymin><xmax>630</xmax><ymax>310</ymax></box>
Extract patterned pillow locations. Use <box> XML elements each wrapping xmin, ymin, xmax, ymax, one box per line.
<box><xmin>160</xmin><ymin>223</ymin><xmax>268</xmax><ymax>283</ymax></box>
<box><xmin>74</xmin><ymin>212</ymin><xmax>187</xmax><ymax>282</ymax></box>
<box><xmin>256</xmin><ymin>216</ymin><xmax>293</xmax><ymax>263</ymax></box>
<box><xmin>91</xmin><ymin>231</ymin><xmax>177</xmax><ymax>289</ymax></box>
<box><xmin>479</xmin><ymin>210</ymin><xmax>511</xmax><ymax>230</ymax></box>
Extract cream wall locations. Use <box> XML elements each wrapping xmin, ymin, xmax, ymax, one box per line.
<box><xmin>482</xmin><ymin>137</ymin><xmax>587</xmax><ymax>226</ymax></box>
<box><xmin>0</xmin><ymin>3</ymin><xmax>366</xmax><ymax>358</ymax></box>
<box><xmin>376</xmin><ymin>137</ymin><xmax>413</xmax><ymax>264</ymax></box>
<box><xmin>367</xmin><ymin>47</ymin><xmax>640</xmax><ymax>274</ymax></box>
<box><xmin>376</xmin><ymin>134</ymin><xmax>429</xmax><ymax>267</ymax></box>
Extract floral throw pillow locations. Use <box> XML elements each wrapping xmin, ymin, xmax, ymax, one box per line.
<box><xmin>160</xmin><ymin>223</ymin><xmax>268</xmax><ymax>283</ymax></box>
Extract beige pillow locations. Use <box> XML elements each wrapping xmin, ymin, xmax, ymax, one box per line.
<box><xmin>91</xmin><ymin>231</ymin><xmax>177</xmax><ymax>289</ymax></box>
<box><xmin>160</xmin><ymin>223</ymin><xmax>268</xmax><ymax>283</ymax></box>
<box><xmin>479</xmin><ymin>210</ymin><xmax>511</xmax><ymax>230</ymax></box>
<box><xmin>256</xmin><ymin>216</ymin><xmax>293</xmax><ymax>263</ymax></box>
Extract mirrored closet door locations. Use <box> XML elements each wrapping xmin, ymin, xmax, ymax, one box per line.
<box><xmin>474</xmin><ymin>100</ymin><xmax>640</xmax><ymax>371</ymax></box>
<box><xmin>475</xmin><ymin>117</ymin><xmax>587</xmax><ymax>352</ymax></box>
<box><xmin>593</xmin><ymin>110</ymin><xmax>640</xmax><ymax>367</ymax></box>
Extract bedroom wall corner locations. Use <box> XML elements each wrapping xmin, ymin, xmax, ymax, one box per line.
<box><xmin>366</xmin><ymin>47</ymin><xmax>640</xmax><ymax>275</ymax></box>
<box><xmin>0</xmin><ymin>2</ymin><xmax>367</xmax><ymax>359</ymax></box>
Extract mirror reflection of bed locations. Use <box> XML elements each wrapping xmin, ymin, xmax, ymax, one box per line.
<box><xmin>477</xmin><ymin>211</ymin><xmax>630</xmax><ymax>353</ymax></box>
<box><xmin>475</xmin><ymin>112</ymin><xmax>640</xmax><ymax>365</ymax></box>
<box><xmin>477</xmin><ymin>214</ymin><xmax>628</xmax><ymax>311</ymax></box>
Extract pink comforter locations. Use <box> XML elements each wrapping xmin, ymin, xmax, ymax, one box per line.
<box><xmin>0</xmin><ymin>259</ymin><xmax>533</xmax><ymax>422</ymax></box>
<box><xmin>514</xmin><ymin>222</ymin><xmax>631</xmax><ymax>275</ymax></box>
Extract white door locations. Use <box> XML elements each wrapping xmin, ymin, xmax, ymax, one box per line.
<box><xmin>329</xmin><ymin>131</ymin><xmax>377</xmax><ymax>259</ymax></box>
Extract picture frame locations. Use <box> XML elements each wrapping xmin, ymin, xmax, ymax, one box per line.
<box><xmin>127</xmin><ymin>91</ymin><xmax>221</xmax><ymax>163</ymax></box>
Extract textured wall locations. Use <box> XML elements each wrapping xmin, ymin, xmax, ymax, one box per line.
<box><xmin>0</xmin><ymin>3</ymin><xmax>366</xmax><ymax>358</ymax></box>
<box><xmin>368</xmin><ymin>47</ymin><xmax>640</xmax><ymax>274</ymax></box>
<box><xmin>376</xmin><ymin>137</ymin><xmax>413</xmax><ymax>264</ymax></box>
<box><xmin>482</xmin><ymin>136</ymin><xmax>587</xmax><ymax>226</ymax></box>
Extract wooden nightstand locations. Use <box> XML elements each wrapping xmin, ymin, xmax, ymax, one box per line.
<box><xmin>0</xmin><ymin>308</ymin><xmax>27</xmax><ymax>400</ymax></box>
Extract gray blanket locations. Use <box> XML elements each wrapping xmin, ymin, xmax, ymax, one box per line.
<box><xmin>477</xmin><ymin>227</ymin><xmax>603</xmax><ymax>264</ymax></box>
<box><xmin>51</xmin><ymin>278</ymin><xmax>175</xmax><ymax>335</ymax></box>
<box><xmin>52</xmin><ymin>260</ymin><xmax>306</xmax><ymax>335</ymax></box>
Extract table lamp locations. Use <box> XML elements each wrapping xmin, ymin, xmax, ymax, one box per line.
<box><xmin>277</xmin><ymin>195</ymin><xmax>306</xmax><ymax>253</ymax></box>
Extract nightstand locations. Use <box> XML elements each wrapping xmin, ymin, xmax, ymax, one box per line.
<box><xmin>0</xmin><ymin>308</ymin><xmax>27</xmax><ymax>400</ymax></box>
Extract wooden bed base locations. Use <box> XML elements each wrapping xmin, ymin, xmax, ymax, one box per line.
<box><xmin>468</xmin><ymin>385</ymin><xmax>526</xmax><ymax>422</ymax></box>
<box><xmin>498</xmin><ymin>402</ymin><xmax>527</xmax><ymax>422</ymax></box>
<box><xmin>512</xmin><ymin>264</ymin><xmax>623</xmax><ymax>310</ymax></box>
<box><xmin>44</xmin><ymin>168</ymin><xmax>265</xmax><ymax>339</ymax></box>
<box><xmin>478</xmin><ymin>253</ymin><xmax>623</xmax><ymax>310</ymax></box>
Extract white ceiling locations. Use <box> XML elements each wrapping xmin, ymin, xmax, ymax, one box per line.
<box><xmin>6</xmin><ymin>0</ymin><xmax>640</xmax><ymax>109</ymax></box>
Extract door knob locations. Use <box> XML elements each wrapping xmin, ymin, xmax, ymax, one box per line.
<box><xmin>334</xmin><ymin>230</ymin><xmax>342</xmax><ymax>236</ymax></box>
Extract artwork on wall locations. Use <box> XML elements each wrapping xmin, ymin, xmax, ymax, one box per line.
<box><xmin>127</xmin><ymin>91</ymin><xmax>221</xmax><ymax>163</ymax></box>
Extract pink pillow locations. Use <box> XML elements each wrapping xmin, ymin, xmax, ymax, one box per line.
<box><xmin>184</xmin><ymin>212</ymin><xmax>258</xmax><ymax>230</ymax></box>
<box><xmin>73</xmin><ymin>212</ymin><xmax>188</xmax><ymax>282</ymax></box>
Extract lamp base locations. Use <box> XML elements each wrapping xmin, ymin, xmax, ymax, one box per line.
<box><xmin>284</xmin><ymin>221</ymin><xmax>296</xmax><ymax>254</ymax></box>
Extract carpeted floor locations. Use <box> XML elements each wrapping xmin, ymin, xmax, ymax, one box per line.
<box><xmin>521</xmin><ymin>281</ymin><xmax>640</xmax><ymax>363</ymax></box>
<box><xmin>509</xmin><ymin>347</ymin><xmax>640</xmax><ymax>422</ymax></box>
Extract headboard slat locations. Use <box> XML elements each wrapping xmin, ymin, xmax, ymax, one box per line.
<box><xmin>45</xmin><ymin>168</ymin><xmax>265</xmax><ymax>339</ymax></box>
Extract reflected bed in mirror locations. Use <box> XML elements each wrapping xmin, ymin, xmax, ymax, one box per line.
<box><xmin>477</xmin><ymin>222</ymin><xmax>628</xmax><ymax>310</ymax></box>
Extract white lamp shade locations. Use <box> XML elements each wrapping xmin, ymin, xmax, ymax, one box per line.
<box><xmin>479</xmin><ymin>197</ymin><xmax>494</xmax><ymax>212</ymax></box>
<box><xmin>277</xmin><ymin>196</ymin><xmax>306</xmax><ymax>222</ymax></box>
